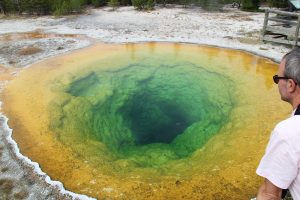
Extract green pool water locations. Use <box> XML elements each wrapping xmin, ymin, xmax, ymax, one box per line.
<box><xmin>4</xmin><ymin>43</ymin><xmax>289</xmax><ymax>199</ymax></box>
<box><xmin>50</xmin><ymin>55</ymin><xmax>235</xmax><ymax>167</ymax></box>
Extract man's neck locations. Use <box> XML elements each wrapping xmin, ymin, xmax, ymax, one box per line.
<box><xmin>291</xmin><ymin>98</ymin><xmax>300</xmax><ymax>110</ymax></box>
<box><xmin>290</xmin><ymin>89</ymin><xmax>300</xmax><ymax>110</ymax></box>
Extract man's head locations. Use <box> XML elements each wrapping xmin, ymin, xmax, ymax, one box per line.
<box><xmin>277</xmin><ymin>48</ymin><xmax>300</xmax><ymax>106</ymax></box>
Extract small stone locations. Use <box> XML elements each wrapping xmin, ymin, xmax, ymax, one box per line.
<box><xmin>57</xmin><ymin>46</ymin><xmax>64</xmax><ymax>50</ymax></box>
<box><xmin>259</xmin><ymin>47</ymin><xmax>268</xmax><ymax>51</ymax></box>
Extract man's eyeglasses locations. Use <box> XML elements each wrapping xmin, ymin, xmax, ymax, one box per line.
<box><xmin>273</xmin><ymin>75</ymin><xmax>298</xmax><ymax>85</ymax></box>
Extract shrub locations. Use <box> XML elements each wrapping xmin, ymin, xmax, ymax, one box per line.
<box><xmin>132</xmin><ymin>0</ymin><xmax>144</xmax><ymax>9</ymax></box>
<box><xmin>108</xmin><ymin>0</ymin><xmax>120</xmax><ymax>10</ymax></box>
<box><xmin>147</xmin><ymin>0</ymin><xmax>155</xmax><ymax>9</ymax></box>
<box><xmin>155</xmin><ymin>0</ymin><xmax>167</xmax><ymax>7</ymax></box>
<box><xmin>2</xmin><ymin>0</ymin><xmax>16</xmax><ymax>14</ymax></box>
<box><xmin>267</xmin><ymin>0</ymin><xmax>287</xmax><ymax>8</ymax></box>
<box><xmin>119</xmin><ymin>0</ymin><xmax>132</xmax><ymax>6</ymax></box>
<box><xmin>53</xmin><ymin>1</ymin><xmax>70</xmax><ymax>15</ymax></box>
<box><xmin>32</xmin><ymin>0</ymin><xmax>52</xmax><ymax>15</ymax></box>
<box><xmin>132</xmin><ymin>0</ymin><xmax>154</xmax><ymax>10</ymax></box>
<box><xmin>52</xmin><ymin>0</ymin><xmax>87</xmax><ymax>15</ymax></box>
<box><xmin>91</xmin><ymin>0</ymin><xmax>106</xmax><ymax>7</ymax></box>
<box><xmin>241</xmin><ymin>0</ymin><xmax>260</xmax><ymax>11</ymax></box>
<box><xmin>20</xmin><ymin>0</ymin><xmax>34</xmax><ymax>14</ymax></box>
<box><xmin>180</xmin><ymin>0</ymin><xmax>191</xmax><ymax>8</ymax></box>
<box><xmin>70</xmin><ymin>0</ymin><xmax>83</xmax><ymax>11</ymax></box>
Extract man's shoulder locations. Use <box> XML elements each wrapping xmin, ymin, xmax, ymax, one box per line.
<box><xmin>276</xmin><ymin>116</ymin><xmax>300</xmax><ymax>128</ymax></box>
<box><xmin>274</xmin><ymin>116</ymin><xmax>300</xmax><ymax>139</ymax></box>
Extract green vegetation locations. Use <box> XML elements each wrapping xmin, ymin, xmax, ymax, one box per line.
<box><xmin>108</xmin><ymin>0</ymin><xmax>120</xmax><ymax>10</ymax></box>
<box><xmin>91</xmin><ymin>0</ymin><xmax>106</xmax><ymax>7</ymax></box>
<box><xmin>132</xmin><ymin>0</ymin><xmax>154</xmax><ymax>10</ymax></box>
<box><xmin>267</xmin><ymin>0</ymin><xmax>288</xmax><ymax>8</ymax></box>
<box><xmin>241</xmin><ymin>0</ymin><xmax>260</xmax><ymax>11</ymax></box>
<box><xmin>0</xmin><ymin>0</ymin><xmax>290</xmax><ymax>17</ymax></box>
<box><xmin>0</xmin><ymin>0</ymin><xmax>87</xmax><ymax>15</ymax></box>
<box><xmin>52</xmin><ymin>0</ymin><xmax>87</xmax><ymax>15</ymax></box>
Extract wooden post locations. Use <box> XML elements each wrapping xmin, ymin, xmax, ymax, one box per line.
<box><xmin>294</xmin><ymin>14</ymin><xmax>300</xmax><ymax>47</ymax></box>
<box><xmin>262</xmin><ymin>10</ymin><xmax>269</xmax><ymax>39</ymax></box>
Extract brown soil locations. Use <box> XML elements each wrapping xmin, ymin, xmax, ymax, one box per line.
<box><xmin>18</xmin><ymin>47</ymin><xmax>43</xmax><ymax>56</ymax></box>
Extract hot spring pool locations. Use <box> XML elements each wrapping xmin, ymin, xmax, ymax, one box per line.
<box><xmin>3</xmin><ymin>42</ymin><xmax>290</xmax><ymax>199</ymax></box>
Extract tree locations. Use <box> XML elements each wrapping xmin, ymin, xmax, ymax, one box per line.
<box><xmin>32</xmin><ymin>0</ymin><xmax>51</xmax><ymax>15</ymax></box>
<box><xmin>2</xmin><ymin>0</ymin><xmax>16</xmax><ymax>14</ymax></box>
<box><xmin>108</xmin><ymin>0</ymin><xmax>120</xmax><ymax>10</ymax></box>
<box><xmin>70</xmin><ymin>0</ymin><xmax>86</xmax><ymax>13</ymax></box>
<box><xmin>146</xmin><ymin>0</ymin><xmax>154</xmax><ymax>9</ymax></box>
<box><xmin>267</xmin><ymin>0</ymin><xmax>287</xmax><ymax>8</ymax></box>
<box><xmin>119</xmin><ymin>0</ymin><xmax>131</xmax><ymax>6</ymax></box>
<box><xmin>241</xmin><ymin>0</ymin><xmax>260</xmax><ymax>11</ymax></box>
<box><xmin>132</xmin><ymin>0</ymin><xmax>154</xmax><ymax>10</ymax></box>
<box><xmin>0</xmin><ymin>1</ymin><xmax>6</xmax><ymax>14</ymax></box>
<box><xmin>91</xmin><ymin>0</ymin><xmax>106</xmax><ymax>7</ymax></box>
<box><xmin>53</xmin><ymin>1</ymin><xmax>70</xmax><ymax>15</ymax></box>
<box><xmin>20</xmin><ymin>0</ymin><xmax>33</xmax><ymax>14</ymax></box>
<box><xmin>180</xmin><ymin>0</ymin><xmax>190</xmax><ymax>8</ymax></box>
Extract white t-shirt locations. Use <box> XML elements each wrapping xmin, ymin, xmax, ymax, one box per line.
<box><xmin>256</xmin><ymin>114</ymin><xmax>300</xmax><ymax>200</ymax></box>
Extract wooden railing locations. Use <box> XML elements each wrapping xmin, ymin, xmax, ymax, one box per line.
<box><xmin>262</xmin><ymin>9</ymin><xmax>300</xmax><ymax>47</ymax></box>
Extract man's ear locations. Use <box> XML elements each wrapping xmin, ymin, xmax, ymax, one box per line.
<box><xmin>287</xmin><ymin>79</ymin><xmax>297</xmax><ymax>93</ymax></box>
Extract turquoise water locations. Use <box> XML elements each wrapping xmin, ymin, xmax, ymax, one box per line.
<box><xmin>49</xmin><ymin>55</ymin><xmax>235</xmax><ymax>167</ymax></box>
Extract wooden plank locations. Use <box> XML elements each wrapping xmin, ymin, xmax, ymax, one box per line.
<box><xmin>263</xmin><ymin>35</ymin><xmax>298</xmax><ymax>45</ymax></box>
<box><xmin>262</xmin><ymin>9</ymin><xmax>300</xmax><ymax>46</ymax></box>
<box><xmin>294</xmin><ymin>13</ymin><xmax>300</xmax><ymax>46</ymax></box>
<box><xmin>267</xmin><ymin>9</ymin><xmax>300</xmax><ymax>17</ymax></box>
<box><xmin>268</xmin><ymin>17</ymin><xmax>298</xmax><ymax>25</ymax></box>
<box><xmin>266</xmin><ymin>26</ymin><xmax>297</xmax><ymax>36</ymax></box>
<box><xmin>262</xmin><ymin>10</ymin><xmax>269</xmax><ymax>37</ymax></box>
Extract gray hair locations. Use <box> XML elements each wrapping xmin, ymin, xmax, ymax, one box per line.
<box><xmin>283</xmin><ymin>48</ymin><xmax>300</xmax><ymax>85</ymax></box>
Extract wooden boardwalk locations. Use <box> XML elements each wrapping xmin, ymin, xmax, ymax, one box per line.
<box><xmin>262</xmin><ymin>9</ymin><xmax>300</xmax><ymax>47</ymax></box>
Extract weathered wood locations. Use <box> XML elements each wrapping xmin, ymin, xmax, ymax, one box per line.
<box><xmin>261</xmin><ymin>9</ymin><xmax>300</xmax><ymax>46</ymax></box>
<box><xmin>263</xmin><ymin>35</ymin><xmax>296</xmax><ymax>45</ymax></box>
<box><xmin>267</xmin><ymin>9</ymin><xmax>300</xmax><ymax>17</ymax></box>
<box><xmin>294</xmin><ymin>14</ymin><xmax>300</xmax><ymax>46</ymax></box>
<box><xmin>266</xmin><ymin>26</ymin><xmax>297</xmax><ymax>36</ymax></box>
<box><xmin>268</xmin><ymin>17</ymin><xmax>298</xmax><ymax>25</ymax></box>
<box><xmin>262</xmin><ymin>10</ymin><xmax>269</xmax><ymax>38</ymax></box>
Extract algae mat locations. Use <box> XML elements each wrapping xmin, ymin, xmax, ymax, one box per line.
<box><xmin>3</xmin><ymin>43</ymin><xmax>290</xmax><ymax>199</ymax></box>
